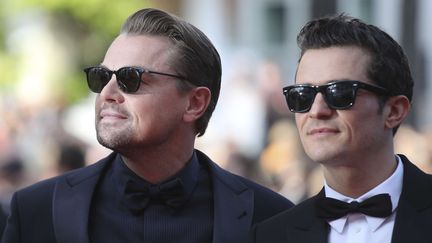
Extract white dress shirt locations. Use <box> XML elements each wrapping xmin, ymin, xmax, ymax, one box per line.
<box><xmin>324</xmin><ymin>156</ymin><xmax>404</xmax><ymax>243</ymax></box>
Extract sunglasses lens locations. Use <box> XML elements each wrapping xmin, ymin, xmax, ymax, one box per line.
<box><xmin>85</xmin><ymin>67</ymin><xmax>111</xmax><ymax>93</ymax></box>
<box><xmin>286</xmin><ymin>87</ymin><xmax>316</xmax><ymax>112</ymax></box>
<box><xmin>325</xmin><ymin>83</ymin><xmax>355</xmax><ymax>109</ymax></box>
<box><xmin>117</xmin><ymin>68</ymin><xmax>141</xmax><ymax>93</ymax></box>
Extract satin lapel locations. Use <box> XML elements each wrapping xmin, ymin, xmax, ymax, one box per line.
<box><xmin>53</xmin><ymin>153</ymin><xmax>115</xmax><ymax>243</ymax></box>
<box><xmin>290</xmin><ymin>189</ymin><xmax>329</xmax><ymax>243</ymax></box>
<box><xmin>196</xmin><ymin>151</ymin><xmax>253</xmax><ymax>243</ymax></box>
<box><xmin>391</xmin><ymin>155</ymin><xmax>432</xmax><ymax>243</ymax></box>
<box><xmin>299</xmin><ymin>220</ymin><xmax>329</xmax><ymax>243</ymax></box>
<box><xmin>212</xmin><ymin>176</ymin><xmax>253</xmax><ymax>243</ymax></box>
<box><xmin>391</xmin><ymin>198</ymin><xmax>418</xmax><ymax>243</ymax></box>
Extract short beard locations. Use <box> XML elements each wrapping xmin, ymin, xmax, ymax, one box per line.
<box><xmin>96</xmin><ymin>123</ymin><xmax>134</xmax><ymax>152</ymax></box>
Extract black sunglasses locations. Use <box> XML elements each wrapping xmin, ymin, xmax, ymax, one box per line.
<box><xmin>83</xmin><ymin>66</ymin><xmax>186</xmax><ymax>93</ymax></box>
<box><xmin>283</xmin><ymin>80</ymin><xmax>390</xmax><ymax>113</ymax></box>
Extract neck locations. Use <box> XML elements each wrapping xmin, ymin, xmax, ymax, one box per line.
<box><xmin>120</xmin><ymin>131</ymin><xmax>196</xmax><ymax>184</ymax></box>
<box><xmin>323</xmin><ymin>152</ymin><xmax>398</xmax><ymax>198</ymax></box>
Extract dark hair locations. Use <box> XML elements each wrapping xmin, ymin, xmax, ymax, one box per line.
<box><xmin>120</xmin><ymin>8</ymin><xmax>222</xmax><ymax>136</ymax></box>
<box><xmin>297</xmin><ymin>14</ymin><xmax>414</xmax><ymax>133</ymax></box>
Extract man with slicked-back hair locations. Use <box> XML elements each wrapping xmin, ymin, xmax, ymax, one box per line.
<box><xmin>2</xmin><ymin>8</ymin><xmax>293</xmax><ymax>243</ymax></box>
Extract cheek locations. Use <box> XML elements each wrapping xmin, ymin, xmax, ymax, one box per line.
<box><xmin>295</xmin><ymin>114</ymin><xmax>306</xmax><ymax>134</ymax></box>
<box><xmin>132</xmin><ymin>101</ymin><xmax>155</xmax><ymax>123</ymax></box>
<box><xmin>339</xmin><ymin>110</ymin><xmax>380</xmax><ymax>143</ymax></box>
<box><xmin>133</xmin><ymin>95</ymin><xmax>181</xmax><ymax>124</ymax></box>
<box><xmin>294</xmin><ymin>114</ymin><xmax>309</xmax><ymax>148</ymax></box>
<box><xmin>95</xmin><ymin>96</ymin><xmax>102</xmax><ymax>111</ymax></box>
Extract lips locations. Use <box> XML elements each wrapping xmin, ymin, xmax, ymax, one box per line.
<box><xmin>99</xmin><ymin>110</ymin><xmax>127</xmax><ymax>120</ymax></box>
<box><xmin>308</xmin><ymin>127</ymin><xmax>339</xmax><ymax>135</ymax></box>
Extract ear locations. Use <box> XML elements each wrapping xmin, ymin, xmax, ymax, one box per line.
<box><xmin>383</xmin><ymin>95</ymin><xmax>411</xmax><ymax>130</ymax></box>
<box><xmin>183</xmin><ymin>87</ymin><xmax>211</xmax><ymax>123</ymax></box>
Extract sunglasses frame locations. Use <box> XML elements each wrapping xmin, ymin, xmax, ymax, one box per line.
<box><xmin>283</xmin><ymin>80</ymin><xmax>390</xmax><ymax>113</ymax></box>
<box><xmin>83</xmin><ymin>66</ymin><xmax>186</xmax><ymax>94</ymax></box>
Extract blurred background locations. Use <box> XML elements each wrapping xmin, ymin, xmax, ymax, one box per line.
<box><xmin>0</xmin><ymin>0</ymin><xmax>432</xmax><ymax>213</ymax></box>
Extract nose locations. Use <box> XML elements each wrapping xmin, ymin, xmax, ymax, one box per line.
<box><xmin>307</xmin><ymin>93</ymin><xmax>333</xmax><ymax>118</ymax></box>
<box><xmin>99</xmin><ymin>76</ymin><xmax>125</xmax><ymax>103</ymax></box>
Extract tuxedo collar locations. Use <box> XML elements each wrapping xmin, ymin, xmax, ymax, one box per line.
<box><xmin>52</xmin><ymin>150</ymin><xmax>255</xmax><ymax>243</ymax></box>
<box><xmin>113</xmin><ymin>152</ymin><xmax>200</xmax><ymax>211</ymax></box>
<box><xmin>323</xmin><ymin>156</ymin><xmax>403</xmax><ymax>233</ymax></box>
<box><xmin>391</xmin><ymin>154</ymin><xmax>432</xmax><ymax>243</ymax></box>
<box><xmin>284</xmin><ymin>189</ymin><xmax>329</xmax><ymax>243</ymax></box>
<box><xmin>396</xmin><ymin>154</ymin><xmax>432</xmax><ymax>210</ymax></box>
<box><xmin>195</xmin><ymin>150</ymin><xmax>254</xmax><ymax>243</ymax></box>
<box><xmin>290</xmin><ymin>155</ymin><xmax>432</xmax><ymax>243</ymax></box>
<box><xmin>53</xmin><ymin>152</ymin><xmax>115</xmax><ymax>243</ymax></box>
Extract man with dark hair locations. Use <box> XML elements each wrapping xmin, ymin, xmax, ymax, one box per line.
<box><xmin>2</xmin><ymin>8</ymin><xmax>292</xmax><ymax>243</ymax></box>
<box><xmin>252</xmin><ymin>14</ymin><xmax>432</xmax><ymax>243</ymax></box>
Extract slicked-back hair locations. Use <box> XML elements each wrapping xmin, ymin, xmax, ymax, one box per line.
<box><xmin>297</xmin><ymin>14</ymin><xmax>414</xmax><ymax>134</ymax></box>
<box><xmin>120</xmin><ymin>8</ymin><xmax>222</xmax><ymax>137</ymax></box>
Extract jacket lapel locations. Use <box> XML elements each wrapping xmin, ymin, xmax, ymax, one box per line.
<box><xmin>391</xmin><ymin>155</ymin><xmax>432</xmax><ymax>243</ymax></box>
<box><xmin>52</xmin><ymin>153</ymin><xmax>115</xmax><ymax>243</ymax></box>
<box><xmin>289</xmin><ymin>189</ymin><xmax>329</xmax><ymax>243</ymax></box>
<box><xmin>196</xmin><ymin>150</ymin><xmax>253</xmax><ymax>243</ymax></box>
<box><xmin>299</xmin><ymin>220</ymin><xmax>329</xmax><ymax>243</ymax></box>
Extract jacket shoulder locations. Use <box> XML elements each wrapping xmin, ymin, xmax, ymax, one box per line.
<box><xmin>237</xmin><ymin>175</ymin><xmax>295</xmax><ymax>223</ymax></box>
<box><xmin>15</xmin><ymin>154</ymin><xmax>113</xmax><ymax>201</ymax></box>
<box><xmin>195</xmin><ymin>150</ymin><xmax>294</xmax><ymax>222</ymax></box>
<box><xmin>262</xmin><ymin>195</ymin><xmax>317</xmax><ymax>225</ymax></box>
<box><xmin>252</xmin><ymin>196</ymin><xmax>318</xmax><ymax>242</ymax></box>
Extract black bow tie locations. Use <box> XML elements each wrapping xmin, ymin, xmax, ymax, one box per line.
<box><xmin>122</xmin><ymin>178</ymin><xmax>187</xmax><ymax>214</ymax></box>
<box><xmin>316</xmin><ymin>193</ymin><xmax>393</xmax><ymax>221</ymax></box>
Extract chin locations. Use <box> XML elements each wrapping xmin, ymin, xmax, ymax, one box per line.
<box><xmin>97</xmin><ymin>131</ymin><xmax>130</xmax><ymax>150</ymax></box>
<box><xmin>306</xmin><ymin>149</ymin><xmax>339</xmax><ymax>164</ymax></box>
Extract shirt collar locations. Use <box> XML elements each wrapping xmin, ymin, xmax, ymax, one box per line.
<box><xmin>323</xmin><ymin>155</ymin><xmax>404</xmax><ymax>233</ymax></box>
<box><xmin>113</xmin><ymin>151</ymin><xmax>200</xmax><ymax>208</ymax></box>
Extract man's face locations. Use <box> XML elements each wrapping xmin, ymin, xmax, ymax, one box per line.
<box><xmin>294</xmin><ymin>46</ymin><xmax>389</xmax><ymax>165</ymax></box>
<box><xmin>95</xmin><ymin>34</ymin><xmax>189</xmax><ymax>152</ymax></box>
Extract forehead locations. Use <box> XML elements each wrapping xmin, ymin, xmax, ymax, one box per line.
<box><xmin>102</xmin><ymin>34</ymin><xmax>175</xmax><ymax>70</ymax></box>
<box><xmin>296</xmin><ymin>46</ymin><xmax>372</xmax><ymax>85</ymax></box>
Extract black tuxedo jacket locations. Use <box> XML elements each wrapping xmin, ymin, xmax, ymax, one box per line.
<box><xmin>0</xmin><ymin>206</ymin><xmax>7</xmax><ymax>239</ymax></box>
<box><xmin>252</xmin><ymin>155</ymin><xmax>432</xmax><ymax>243</ymax></box>
<box><xmin>2</xmin><ymin>150</ymin><xmax>293</xmax><ymax>243</ymax></box>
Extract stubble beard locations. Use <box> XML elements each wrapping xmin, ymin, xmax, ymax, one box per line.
<box><xmin>96</xmin><ymin>122</ymin><xmax>134</xmax><ymax>152</ymax></box>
